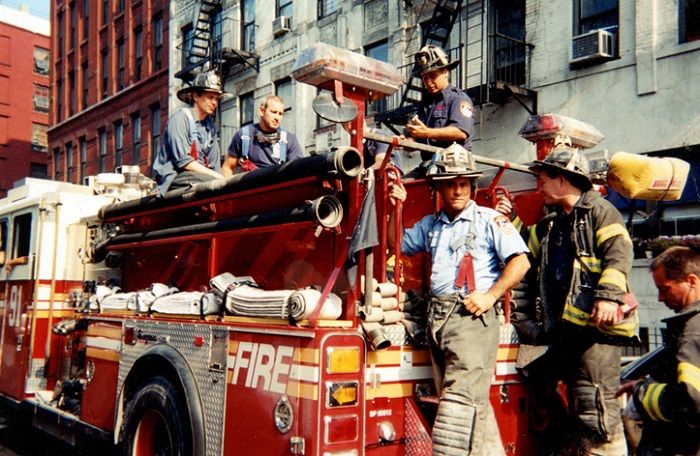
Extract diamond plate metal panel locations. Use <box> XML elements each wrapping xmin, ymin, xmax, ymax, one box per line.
<box><xmin>499</xmin><ymin>323</ymin><xmax>520</xmax><ymax>345</ymax></box>
<box><xmin>118</xmin><ymin>320</ymin><xmax>227</xmax><ymax>456</ymax></box>
<box><xmin>382</xmin><ymin>322</ymin><xmax>427</xmax><ymax>347</ymax></box>
<box><xmin>26</xmin><ymin>358</ymin><xmax>47</xmax><ymax>392</ymax></box>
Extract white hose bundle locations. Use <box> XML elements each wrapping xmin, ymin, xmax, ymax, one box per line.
<box><xmin>286</xmin><ymin>288</ymin><xmax>342</xmax><ymax>321</ymax></box>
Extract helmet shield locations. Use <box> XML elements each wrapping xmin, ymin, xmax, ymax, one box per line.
<box><xmin>426</xmin><ymin>144</ymin><xmax>482</xmax><ymax>180</ymax></box>
<box><xmin>412</xmin><ymin>45</ymin><xmax>460</xmax><ymax>77</ymax></box>
<box><xmin>530</xmin><ymin>146</ymin><xmax>592</xmax><ymax>190</ymax></box>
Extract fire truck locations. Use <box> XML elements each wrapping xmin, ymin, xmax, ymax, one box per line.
<box><xmin>0</xmin><ymin>45</ymin><xmax>611</xmax><ymax>455</ymax></box>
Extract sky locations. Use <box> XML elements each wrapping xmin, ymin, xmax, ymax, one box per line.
<box><xmin>0</xmin><ymin>0</ymin><xmax>49</xmax><ymax>19</ymax></box>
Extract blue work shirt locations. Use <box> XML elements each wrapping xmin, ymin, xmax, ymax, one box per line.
<box><xmin>227</xmin><ymin>123</ymin><xmax>303</xmax><ymax>168</ymax></box>
<box><xmin>418</xmin><ymin>84</ymin><xmax>475</xmax><ymax>161</ymax></box>
<box><xmin>152</xmin><ymin>108</ymin><xmax>221</xmax><ymax>195</ymax></box>
<box><xmin>402</xmin><ymin>201</ymin><xmax>527</xmax><ymax>296</ymax></box>
<box><xmin>364</xmin><ymin>127</ymin><xmax>402</xmax><ymax>172</ymax></box>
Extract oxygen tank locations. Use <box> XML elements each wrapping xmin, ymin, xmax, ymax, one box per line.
<box><xmin>607</xmin><ymin>151</ymin><xmax>690</xmax><ymax>201</ymax></box>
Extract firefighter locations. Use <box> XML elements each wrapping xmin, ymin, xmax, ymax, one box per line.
<box><xmin>222</xmin><ymin>95</ymin><xmax>303</xmax><ymax>175</ymax></box>
<box><xmin>152</xmin><ymin>71</ymin><xmax>229</xmax><ymax>195</ymax></box>
<box><xmin>617</xmin><ymin>246</ymin><xmax>700</xmax><ymax>455</ymax></box>
<box><xmin>404</xmin><ymin>45</ymin><xmax>474</xmax><ymax>178</ymax></box>
<box><xmin>388</xmin><ymin>144</ymin><xmax>530</xmax><ymax>455</ymax></box>
<box><xmin>341</xmin><ymin>121</ymin><xmax>403</xmax><ymax>172</ymax></box>
<box><xmin>519</xmin><ymin>145</ymin><xmax>637</xmax><ymax>456</ymax></box>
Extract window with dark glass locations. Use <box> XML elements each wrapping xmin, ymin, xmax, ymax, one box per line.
<box><xmin>131</xmin><ymin>113</ymin><xmax>141</xmax><ymax>165</ymax></box>
<box><xmin>54</xmin><ymin>148</ymin><xmax>63</xmax><ymax>180</ymax></box>
<box><xmin>117</xmin><ymin>0</ymin><xmax>124</xmax><ymax>15</ymax></box>
<box><xmin>68</xmin><ymin>71</ymin><xmax>75</xmax><ymax>115</ymax></box>
<box><xmin>33</xmin><ymin>84</ymin><xmax>50</xmax><ymax>113</ymax></box>
<box><xmin>575</xmin><ymin>0</ymin><xmax>618</xmax><ymax>35</ymax></box>
<box><xmin>680</xmin><ymin>0</ymin><xmax>700</xmax><ymax>43</ymax></box>
<box><xmin>56</xmin><ymin>78</ymin><xmax>63</xmax><ymax>122</ymax></box>
<box><xmin>117</xmin><ymin>39</ymin><xmax>125</xmax><ymax>90</ymax></box>
<box><xmin>57</xmin><ymin>12</ymin><xmax>64</xmax><ymax>54</ymax></box>
<box><xmin>134</xmin><ymin>27</ymin><xmax>143</xmax><ymax>81</ymax></box>
<box><xmin>240</xmin><ymin>92</ymin><xmax>255</xmax><ymax>127</ymax></box>
<box><xmin>114</xmin><ymin>120</ymin><xmax>123</xmax><ymax>168</ymax></box>
<box><xmin>82</xmin><ymin>0</ymin><xmax>89</xmax><ymax>40</ymax></box>
<box><xmin>79</xmin><ymin>136</ymin><xmax>87</xmax><ymax>181</ymax></box>
<box><xmin>69</xmin><ymin>3</ymin><xmax>76</xmax><ymax>49</ymax></box>
<box><xmin>29</xmin><ymin>163</ymin><xmax>48</xmax><ymax>179</ymax></box>
<box><xmin>277</xmin><ymin>0</ymin><xmax>293</xmax><ymax>20</ymax></box>
<box><xmin>33</xmin><ymin>47</ymin><xmax>49</xmax><ymax>75</ymax></box>
<box><xmin>242</xmin><ymin>0</ymin><xmax>255</xmax><ymax>52</ymax></box>
<box><xmin>150</xmin><ymin>105</ymin><xmax>161</xmax><ymax>165</ymax></box>
<box><xmin>31</xmin><ymin>123</ymin><xmax>48</xmax><ymax>152</ymax></box>
<box><xmin>66</xmin><ymin>142</ymin><xmax>74</xmax><ymax>183</ymax></box>
<box><xmin>153</xmin><ymin>14</ymin><xmax>163</xmax><ymax>70</ymax></box>
<box><xmin>493</xmin><ymin>0</ymin><xmax>527</xmax><ymax>86</ymax></box>
<box><xmin>101</xmin><ymin>50</ymin><xmax>108</xmax><ymax>98</ymax></box>
<box><xmin>364</xmin><ymin>41</ymin><xmax>388</xmax><ymax>116</ymax></box>
<box><xmin>212</xmin><ymin>7</ymin><xmax>223</xmax><ymax>58</ymax></box>
<box><xmin>102</xmin><ymin>0</ymin><xmax>109</xmax><ymax>26</ymax></box>
<box><xmin>275</xmin><ymin>78</ymin><xmax>293</xmax><ymax>131</ymax></box>
<box><xmin>182</xmin><ymin>24</ymin><xmax>193</xmax><ymax>68</ymax></box>
<box><xmin>82</xmin><ymin>63</ymin><xmax>89</xmax><ymax>108</ymax></box>
<box><xmin>318</xmin><ymin>0</ymin><xmax>338</xmax><ymax>19</ymax></box>
<box><xmin>98</xmin><ymin>128</ymin><xmax>107</xmax><ymax>172</ymax></box>
<box><xmin>11</xmin><ymin>214</ymin><xmax>32</xmax><ymax>260</ymax></box>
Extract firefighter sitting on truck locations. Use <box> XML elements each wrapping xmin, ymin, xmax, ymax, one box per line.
<box><xmin>0</xmin><ymin>221</ymin><xmax>28</xmax><ymax>272</ymax></box>
<box><xmin>511</xmin><ymin>146</ymin><xmax>637</xmax><ymax>456</ymax></box>
<box><xmin>388</xmin><ymin>144</ymin><xmax>530</xmax><ymax>455</ymax></box>
<box><xmin>152</xmin><ymin>71</ymin><xmax>229</xmax><ymax>195</ymax></box>
<box><xmin>403</xmin><ymin>45</ymin><xmax>475</xmax><ymax>179</ymax></box>
<box><xmin>222</xmin><ymin>95</ymin><xmax>303</xmax><ymax>175</ymax></box>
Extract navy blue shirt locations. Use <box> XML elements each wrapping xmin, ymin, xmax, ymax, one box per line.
<box><xmin>364</xmin><ymin>127</ymin><xmax>402</xmax><ymax>172</ymax></box>
<box><xmin>418</xmin><ymin>84</ymin><xmax>475</xmax><ymax>161</ymax></box>
<box><xmin>152</xmin><ymin>108</ymin><xmax>221</xmax><ymax>195</ymax></box>
<box><xmin>227</xmin><ymin>123</ymin><xmax>302</xmax><ymax>168</ymax></box>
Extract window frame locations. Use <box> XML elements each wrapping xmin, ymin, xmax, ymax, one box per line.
<box><xmin>131</xmin><ymin>113</ymin><xmax>141</xmax><ymax>165</ymax></box>
<box><xmin>239</xmin><ymin>92</ymin><xmax>255</xmax><ymax>127</ymax></box>
<box><xmin>153</xmin><ymin>14</ymin><xmax>164</xmax><ymax>71</ymax></box>
<box><xmin>242</xmin><ymin>0</ymin><xmax>256</xmax><ymax>52</ymax></box>
<box><xmin>134</xmin><ymin>27</ymin><xmax>143</xmax><ymax>81</ymax></box>
<box><xmin>150</xmin><ymin>105</ymin><xmax>161</xmax><ymax>166</ymax></box>
<box><xmin>79</xmin><ymin>136</ymin><xmax>87</xmax><ymax>181</ymax></box>
<box><xmin>680</xmin><ymin>0</ymin><xmax>700</xmax><ymax>43</ymax></box>
<box><xmin>98</xmin><ymin>128</ymin><xmax>107</xmax><ymax>173</ymax></box>
<box><xmin>114</xmin><ymin>120</ymin><xmax>124</xmax><ymax>168</ymax></box>
<box><xmin>66</xmin><ymin>141</ymin><xmax>74</xmax><ymax>183</ymax></box>
<box><xmin>117</xmin><ymin>38</ymin><xmax>125</xmax><ymax>91</ymax></box>
<box><xmin>574</xmin><ymin>0</ymin><xmax>619</xmax><ymax>36</ymax></box>
<box><xmin>317</xmin><ymin>0</ymin><xmax>338</xmax><ymax>19</ymax></box>
<box><xmin>276</xmin><ymin>0</ymin><xmax>293</xmax><ymax>20</ymax></box>
<box><xmin>364</xmin><ymin>40</ymin><xmax>389</xmax><ymax>117</ymax></box>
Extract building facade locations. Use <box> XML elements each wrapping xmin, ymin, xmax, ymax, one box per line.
<box><xmin>48</xmin><ymin>0</ymin><xmax>170</xmax><ymax>183</ymax></box>
<box><xmin>0</xmin><ymin>5</ymin><xmax>50</xmax><ymax>198</ymax></box>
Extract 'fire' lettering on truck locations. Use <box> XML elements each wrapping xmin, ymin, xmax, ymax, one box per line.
<box><xmin>228</xmin><ymin>342</ymin><xmax>319</xmax><ymax>398</ymax></box>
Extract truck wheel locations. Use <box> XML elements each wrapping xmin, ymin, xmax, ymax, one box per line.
<box><xmin>121</xmin><ymin>375</ymin><xmax>193</xmax><ymax>456</ymax></box>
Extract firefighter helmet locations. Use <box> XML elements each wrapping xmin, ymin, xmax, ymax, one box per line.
<box><xmin>426</xmin><ymin>144</ymin><xmax>482</xmax><ymax>180</ymax></box>
<box><xmin>530</xmin><ymin>145</ymin><xmax>592</xmax><ymax>190</ymax></box>
<box><xmin>411</xmin><ymin>45</ymin><xmax>460</xmax><ymax>77</ymax></box>
<box><xmin>177</xmin><ymin>71</ymin><xmax>232</xmax><ymax>104</ymax></box>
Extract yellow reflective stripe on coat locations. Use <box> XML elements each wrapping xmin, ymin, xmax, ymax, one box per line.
<box><xmin>580</xmin><ymin>256</ymin><xmax>602</xmax><ymax>274</ymax></box>
<box><xmin>562</xmin><ymin>303</ymin><xmax>590</xmax><ymax>326</ymax></box>
<box><xmin>562</xmin><ymin>303</ymin><xmax>638</xmax><ymax>337</ymax></box>
<box><xmin>512</xmin><ymin>216</ymin><xmax>523</xmax><ymax>233</ymax></box>
<box><xmin>678</xmin><ymin>361</ymin><xmax>700</xmax><ymax>396</ymax></box>
<box><xmin>596</xmin><ymin>223</ymin><xmax>632</xmax><ymax>245</ymax></box>
<box><xmin>599</xmin><ymin>267</ymin><xmax>627</xmax><ymax>291</ymax></box>
<box><xmin>528</xmin><ymin>225</ymin><xmax>540</xmax><ymax>256</ymax></box>
<box><xmin>642</xmin><ymin>383</ymin><xmax>671</xmax><ymax>422</ymax></box>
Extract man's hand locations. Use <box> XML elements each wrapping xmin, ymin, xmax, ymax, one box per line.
<box><xmin>494</xmin><ymin>195</ymin><xmax>513</xmax><ymax>216</ymax></box>
<box><xmin>463</xmin><ymin>292</ymin><xmax>498</xmax><ymax>317</ymax></box>
<box><xmin>591</xmin><ymin>299</ymin><xmax>620</xmax><ymax>327</ymax></box>
<box><xmin>405</xmin><ymin>118</ymin><xmax>430</xmax><ymax>139</ymax></box>
<box><xmin>388</xmin><ymin>177</ymin><xmax>407</xmax><ymax>206</ymax></box>
<box><xmin>615</xmin><ymin>379</ymin><xmax>640</xmax><ymax>398</ymax></box>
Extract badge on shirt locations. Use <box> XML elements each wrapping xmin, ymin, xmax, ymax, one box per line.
<box><xmin>493</xmin><ymin>215</ymin><xmax>514</xmax><ymax>234</ymax></box>
<box><xmin>460</xmin><ymin>101</ymin><xmax>473</xmax><ymax>118</ymax></box>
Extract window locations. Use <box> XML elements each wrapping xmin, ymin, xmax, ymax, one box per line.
<box><xmin>82</xmin><ymin>0</ymin><xmax>89</xmax><ymax>40</ymax></box>
<box><xmin>318</xmin><ymin>0</ymin><xmax>338</xmax><ymax>19</ymax></box>
<box><xmin>79</xmin><ymin>136</ymin><xmax>87</xmax><ymax>181</ymax></box>
<box><xmin>69</xmin><ymin>3</ymin><xmax>76</xmax><ymax>49</ymax></box>
<box><xmin>101</xmin><ymin>50</ymin><xmax>108</xmax><ymax>98</ymax></box>
<box><xmin>29</xmin><ymin>163</ymin><xmax>48</xmax><ymax>179</ymax></box>
<box><xmin>134</xmin><ymin>27</ymin><xmax>143</xmax><ymax>81</ymax></box>
<box><xmin>114</xmin><ymin>120</ymin><xmax>123</xmax><ymax>168</ymax></box>
<box><xmin>56</xmin><ymin>78</ymin><xmax>63</xmax><ymax>122</ymax></box>
<box><xmin>117</xmin><ymin>0</ymin><xmax>124</xmax><ymax>15</ymax></box>
<box><xmin>31</xmin><ymin>123</ymin><xmax>48</xmax><ymax>152</ymax></box>
<box><xmin>150</xmin><ymin>105</ymin><xmax>161</xmax><ymax>166</ymax></box>
<box><xmin>57</xmin><ymin>12</ymin><xmax>64</xmax><ymax>54</ymax></box>
<box><xmin>66</xmin><ymin>142</ymin><xmax>74</xmax><ymax>183</ymax></box>
<box><xmin>54</xmin><ymin>147</ymin><xmax>63</xmax><ymax>180</ymax></box>
<box><xmin>680</xmin><ymin>0</ymin><xmax>700</xmax><ymax>43</ymax></box>
<box><xmin>153</xmin><ymin>14</ymin><xmax>163</xmax><ymax>70</ymax></box>
<box><xmin>131</xmin><ymin>113</ymin><xmax>141</xmax><ymax>165</ymax></box>
<box><xmin>277</xmin><ymin>0</ymin><xmax>293</xmax><ymax>20</ymax></box>
<box><xmin>575</xmin><ymin>0</ymin><xmax>618</xmax><ymax>35</ymax></box>
<box><xmin>102</xmin><ymin>0</ymin><xmax>109</xmax><ymax>26</ymax></box>
<box><xmin>33</xmin><ymin>47</ymin><xmax>49</xmax><ymax>75</ymax></box>
<box><xmin>69</xmin><ymin>71</ymin><xmax>76</xmax><ymax>115</ymax></box>
<box><xmin>242</xmin><ymin>0</ymin><xmax>255</xmax><ymax>52</ymax></box>
<box><xmin>275</xmin><ymin>78</ymin><xmax>294</xmax><ymax>131</ymax></box>
<box><xmin>212</xmin><ymin>7</ymin><xmax>223</xmax><ymax>58</ymax></box>
<box><xmin>493</xmin><ymin>0</ymin><xmax>527</xmax><ymax>86</ymax></box>
<box><xmin>117</xmin><ymin>39</ymin><xmax>125</xmax><ymax>90</ymax></box>
<box><xmin>364</xmin><ymin>41</ymin><xmax>388</xmax><ymax>116</ymax></box>
<box><xmin>11</xmin><ymin>214</ymin><xmax>32</xmax><ymax>261</ymax></box>
<box><xmin>82</xmin><ymin>62</ymin><xmax>89</xmax><ymax>108</ymax></box>
<box><xmin>239</xmin><ymin>93</ymin><xmax>255</xmax><ymax>127</ymax></box>
<box><xmin>182</xmin><ymin>24</ymin><xmax>193</xmax><ymax>68</ymax></box>
<box><xmin>33</xmin><ymin>84</ymin><xmax>50</xmax><ymax>113</ymax></box>
<box><xmin>98</xmin><ymin>128</ymin><xmax>107</xmax><ymax>172</ymax></box>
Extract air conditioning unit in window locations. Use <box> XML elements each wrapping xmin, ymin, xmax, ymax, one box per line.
<box><xmin>571</xmin><ymin>29</ymin><xmax>617</xmax><ymax>67</ymax></box>
<box><xmin>273</xmin><ymin>16</ymin><xmax>291</xmax><ymax>37</ymax></box>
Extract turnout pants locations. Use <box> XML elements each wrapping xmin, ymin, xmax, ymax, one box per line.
<box><xmin>427</xmin><ymin>295</ymin><xmax>504</xmax><ymax>456</ymax></box>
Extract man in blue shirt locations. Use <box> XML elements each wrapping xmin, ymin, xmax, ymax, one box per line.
<box><xmin>389</xmin><ymin>144</ymin><xmax>530</xmax><ymax>455</ymax></box>
<box><xmin>222</xmin><ymin>95</ymin><xmax>303</xmax><ymax>175</ymax></box>
<box><xmin>152</xmin><ymin>71</ymin><xmax>229</xmax><ymax>195</ymax></box>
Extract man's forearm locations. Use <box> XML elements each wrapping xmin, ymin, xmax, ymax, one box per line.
<box><xmin>487</xmin><ymin>253</ymin><xmax>530</xmax><ymax>300</ymax></box>
<box><xmin>183</xmin><ymin>160</ymin><xmax>223</xmax><ymax>178</ymax></box>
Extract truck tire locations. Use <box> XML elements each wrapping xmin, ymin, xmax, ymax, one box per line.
<box><xmin>121</xmin><ymin>375</ymin><xmax>193</xmax><ymax>456</ymax></box>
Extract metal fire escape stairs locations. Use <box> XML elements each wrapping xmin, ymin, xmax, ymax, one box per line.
<box><xmin>175</xmin><ymin>0</ymin><xmax>259</xmax><ymax>84</ymax></box>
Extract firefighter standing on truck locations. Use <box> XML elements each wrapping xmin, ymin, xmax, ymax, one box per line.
<box><xmin>617</xmin><ymin>246</ymin><xmax>700</xmax><ymax>455</ymax></box>
<box><xmin>519</xmin><ymin>146</ymin><xmax>637</xmax><ymax>456</ymax></box>
<box><xmin>152</xmin><ymin>71</ymin><xmax>229</xmax><ymax>195</ymax></box>
<box><xmin>404</xmin><ymin>45</ymin><xmax>475</xmax><ymax>178</ymax></box>
<box><xmin>389</xmin><ymin>145</ymin><xmax>530</xmax><ymax>455</ymax></box>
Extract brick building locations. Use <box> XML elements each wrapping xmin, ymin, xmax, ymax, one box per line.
<box><xmin>48</xmin><ymin>0</ymin><xmax>170</xmax><ymax>183</ymax></box>
<box><xmin>0</xmin><ymin>5</ymin><xmax>50</xmax><ymax>198</ymax></box>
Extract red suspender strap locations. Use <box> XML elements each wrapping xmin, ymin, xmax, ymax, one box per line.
<box><xmin>454</xmin><ymin>252</ymin><xmax>476</xmax><ymax>293</ymax></box>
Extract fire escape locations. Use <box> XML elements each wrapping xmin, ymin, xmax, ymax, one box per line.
<box><xmin>376</xmin><ymin>0</ymin><xmax>537</xmax><ymax>133</ymax></box>
<box><xmin>175</xmin><ymin>0</ymin><xmax>259</xmax><ymax>84</ymax></box>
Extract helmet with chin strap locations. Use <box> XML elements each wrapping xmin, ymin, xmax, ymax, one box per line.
<box><xmin>411</xmin><ymin>45</ymin><xmax>460</xmax><ymax>77</ymax></box>
<box><xmin>530</xmin><ymin>144</ymin><xmax>592</xmax><ymax>190</ymax></box>
<box><xmin>426</xmin><ymin>143</ymin><xmax>482</xmax><ymax>181</ymax></box>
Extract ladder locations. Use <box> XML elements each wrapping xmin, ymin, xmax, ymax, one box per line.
<box><xmin>176</xmin><ymin>0</ymin><xmax>222</xmax><ymax>82</ymax></box>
